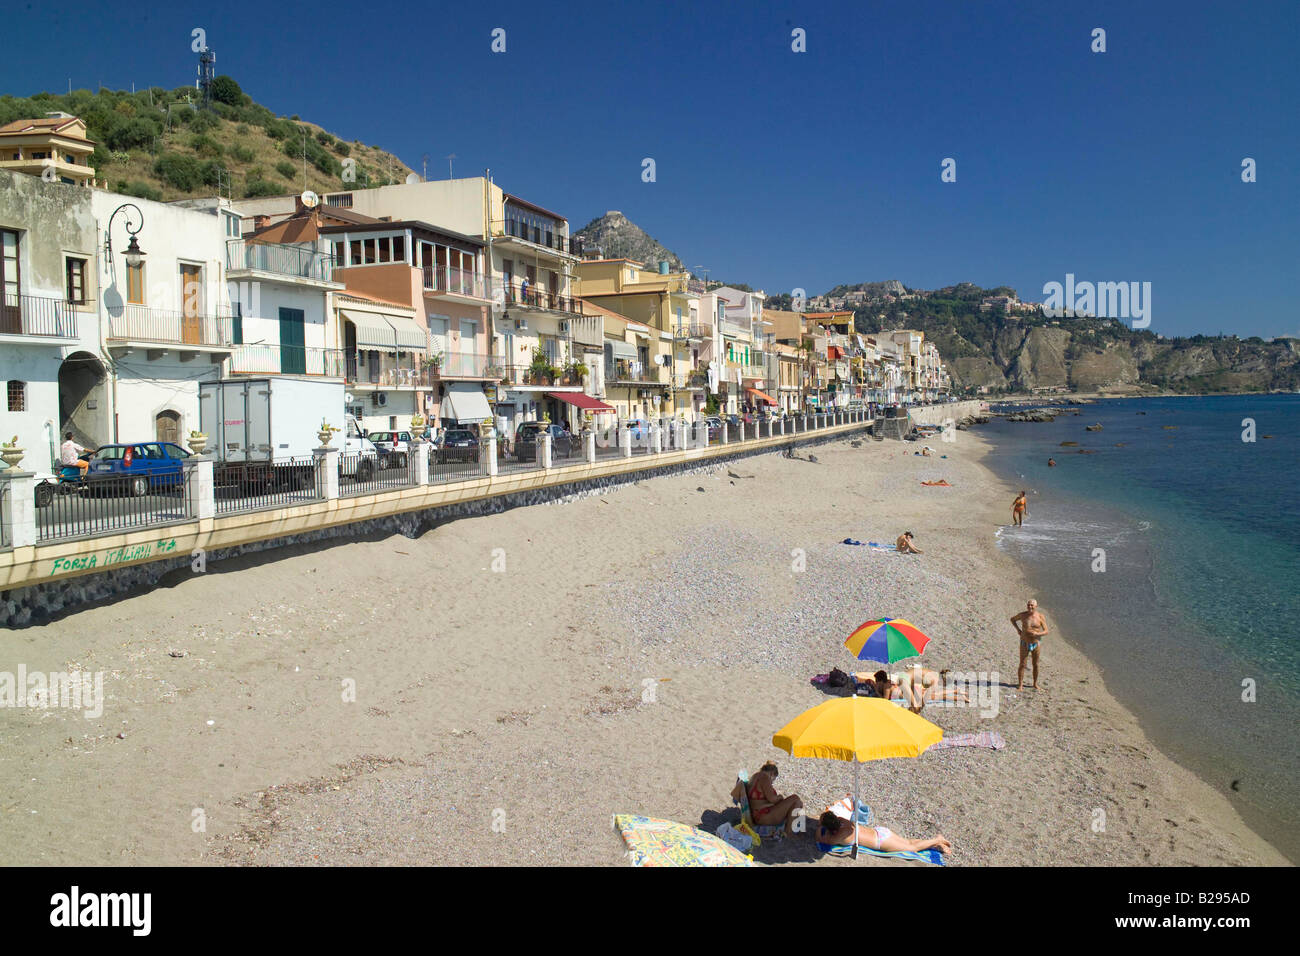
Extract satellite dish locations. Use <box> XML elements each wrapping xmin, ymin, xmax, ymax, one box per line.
<box><xmin>344</xmin><ymin>392</ymin><xmax>354</xmax><ymax>404</ymax></box>
<box><xmin>301</xmin><ymin>190</ymin><xmax>320</xmax><ymax>209</ymax></box>
<box><xmin>405</xmin><ymin>173</ymin><xmax>420</xmax><ymax>185</ymax></box>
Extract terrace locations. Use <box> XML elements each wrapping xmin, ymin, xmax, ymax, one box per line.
<box><xmin>0</xmin><ymin>292</ymin><xmax>78</xmax><ymax>340</ymax></box>
<box><xmin>421</xmin><ymin>265</ymin><xmax>490</xmax><ymax>301</ymax></box>
<box><xmin>226</xmin><ymin>239</ymin><xmax>338</xmax><ymax>285</ymax></box>
<box><xmin>106</xmin><ymin>304</ymin><xmax>236</xmax><ymax>351</ymax></box>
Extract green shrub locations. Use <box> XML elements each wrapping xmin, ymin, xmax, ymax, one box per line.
<box><xmin>189</xmin><ymin>134</ymin><xmax>223</xmax><ymax>157</ymax></box>
<box><xmin>243</xmin><ymin>178</ymin><xmax>282</xmax><ymax>198</ymax></box>
<box><xmin>315</xmin><ymin>130</ymin><xmax>334</xmax><ymax>146</ymax></box>
<box><xmin>236</xmin><ymin>123</ymin><xmax>250</xmax><ymax>136</ymax></box>
<box><xmin>189</xmin><ymin>110</ymin><xmax>218</xmax><ymax>134</ymax></box>
<box><xmin>275</xmin><ymin>160</ymin><xmax>297</xmax><ymax>180</ymax></box>
<box><xmin>334</xmin><ymin>141</ymin><xmax>350</xmax><ymax>156</ymax></box>
<box><xmin>210</xmin><ymin>75</ymin><xmax>242</xmax><ymax>106</ymax></box>
<box><xmin>105</xmin><ymin>116</ymin><xmax>160</xmax><ymax>151</ymax></box>
<box><xmin>153</xmin><ymin>152</ymin><xmax>203</xmax><ymax>190</ymax></box>
<box><xmin>199</xmin><ymin>160</ymin><xmax>226</xmax><ymax>187</ymax></box>
<box><xmin>230</xmin><ymin>144</ymin><xmax>255</xmax><ymax>163</ymax></box>
<box><xmin>246</xmin><ymin>165</ymin><xmax>264</xmax><ymax>180</ymax></box>
<box><xmin>116</xmin><ymin>180</ymin><xmax>163</xmax><ymax>201</ymax></box>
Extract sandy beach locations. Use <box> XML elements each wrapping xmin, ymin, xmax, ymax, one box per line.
<box><xmin>0</xmin><ymin>431</ymin><xmax>1287</xmax><ymax>866</ymax></box>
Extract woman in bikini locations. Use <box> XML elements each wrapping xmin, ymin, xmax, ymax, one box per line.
<box><xmin>869</xmin><ymin>671</ymin><xmax>922</xmax><ymax>712</ymax></box>
<box><xmin>816</xmin><ymin>811</ymin><xmax>952</xmax><ymax>856</ymax></box>
<box><xmin>1012</xmin><ymin>491</ymin><xmax>1028</xmax><ymax>527</ymax></box>
<box><xmin>903</xmin><ymin>665</ymin><xmax>970</xmax><ymax>706</ymax></box>
<box><xmin>745</xmin><ymin>762</ymin><xmax>805</xmax><ymax>836</ymax></box>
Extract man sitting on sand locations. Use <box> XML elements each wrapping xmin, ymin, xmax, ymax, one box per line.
<box><xmin>816</xmin><ymin>810</ymin><xmax>952</xmax><ymax>857</ymax></box>
<box><xmin>738</xmin><ymin>762</ymin><xmax>806</xmax><ymax>836</ymax></box>
<box><xmin>1011</xmin><ymin>599</ymin><xmax>1049</xmax><ymax>690</ymax></box>
<box><xmin>896</xmin><ymin>531</ymin><xmax>923</xmax><ymax>554</ymax></box>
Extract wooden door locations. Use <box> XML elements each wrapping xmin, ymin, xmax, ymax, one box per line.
<box><xmin>180</xmin><ymin>264</ymin><xmax>202</xmax><ymax>344</ymax></box>
<box><xmin>155</xmin><ymin>410</ymin><xmax>180</xmax><ymax>444</ymax></box>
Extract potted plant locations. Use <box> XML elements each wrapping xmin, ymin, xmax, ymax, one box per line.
<box><xmin>317</xmin><ymin>418</ymin><xmax>340</xmax><ymax>447</ymax></box>
<box><xmin>1</xmin><ymin>435</ymin><xmax>24</xmax><ymax>471</ymax></box>
<box><xmin>187</xmin><ymin>430</ymin><xmax>209</xmax><ymax>455</ymax></box>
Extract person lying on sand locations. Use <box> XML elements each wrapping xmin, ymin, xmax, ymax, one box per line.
<box><xmin>903</xmin><ymin>664</ymin><xmax>969</xmax><ymax>705</ymax></box>
<box><xmin>741</xmin><ymin>762</ymin><xmax>806</xmax><ymax>836</ymax></box>
<box><xmin>896</xmin><ymin>531</ymin><xmax>923</xmax><ymax>554</ymax></box>
<box><xmin>816</xmin><ymin>811</ymin><xmax>952</xmax><ymax>856</ymax></box>
<box><xmin>1011</xmin><ymin>599</ymin><xmax>1049</xmax><ymax>690</ymax></box>
<box><xmin>870</xmin><ymin>670</ymin><xmax>922</xmax><ymax>711</ymax></box>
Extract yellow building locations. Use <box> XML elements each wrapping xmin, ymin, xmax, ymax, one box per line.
<box><xmin>575</xmin><ymin>259</ymin><xmax>699</xmax><ymax>417</ymax></box>
<box><xmin>0</xmin><ymin>114</ymin><xmax>96</xmax><ymax>187</ymax></box>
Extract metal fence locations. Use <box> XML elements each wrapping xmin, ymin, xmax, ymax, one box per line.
<box><xmin>339</xmin><ymin>452</ymin><xmax>415</xmax><ymax>498</ymax></box>
<box><xmin>428</xmin><ymin>444</ymin><xmax>486</xmax><ymax>485</ymax></box>
<box><xmin>214</xmin><ymin>457</ymin><xmax>321</xmax><ymax>515</ymax></box>
<box><xmin>36</xmin><ymin>466</ymin><xmax>193</xmax><ymax>543</ymax></box>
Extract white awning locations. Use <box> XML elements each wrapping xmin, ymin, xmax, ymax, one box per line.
<box><xmin>440</xmin><ymin>382</ymin><xmax>492</xmax><ymax>423</ymax></box>
<box><xmin>341</xmin><ymin>309</ymin><xmax>427</xmax><ymax>351</ymax></box>
<box><xmin>606</xmin><ymin>340</ymin><xmax>637</xmax><ymax>359</ymax></box>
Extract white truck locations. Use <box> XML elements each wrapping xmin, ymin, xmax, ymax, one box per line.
<box><xmin>198</xmin><ymin>378</ymin><xmax>378</xmax><ymax>492</ymax></box>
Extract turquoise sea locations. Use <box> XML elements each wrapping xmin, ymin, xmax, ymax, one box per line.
<box><xmin>982</xmin><ymin>394</ymin><xmax>1300</xmax><ymax>862</ymax></box>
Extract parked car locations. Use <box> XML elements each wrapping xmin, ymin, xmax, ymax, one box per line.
<box><xmin>82</xmin><ymin>442</ymin><xmax>191</xmax><ymax>497</ymax></box>
<box><xmin>367</xmin><ymin>430</ymin><xmax>412</xmax><ymax>469</ymax></box>
<box><xmin>514</xmin><ymin>422</ymin><xmax>576</xmax><ymax>461</ymax></box>
<box><xmin>704</xmin><ymin>416</ymin><xmax>723</xmax><ymax>441</ymax></box>
<box><xmin>435</xmin><ymin>429</ymin><xmax>479</xmax><ymax>463</ymax></box>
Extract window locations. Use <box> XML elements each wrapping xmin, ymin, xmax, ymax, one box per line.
<box><xmin>392</xmin><ymin>236</ymin><xmax>405</xmax><ymax>262</ymax></box>
<box><xmin>126</xmin><ymin>262</ymin><xmax>144</xmax><ymax>304</ymax></box>
<box><xmin>332</xmin><ymin>241</ymin><xmax>344</xmax><ymax>266</ymax></box>
<box><xmin>2</xmin><ymin>229</ymin><xmax>20</xmax><ymax>308</ymax></box>
<box><xmin>65</xmin><ymin>256</ymin><xmax>87</xmax><ymax>304</ymax></box>
<box><xmin>6</xmin><ymin>380</ymin><xmax>25</xmax><ymax>412</ymax></box>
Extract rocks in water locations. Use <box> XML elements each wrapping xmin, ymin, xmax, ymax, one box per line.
<box><xmin>1060</xmin><ymin>441</ymin><xmax>1079</xmax><ymax>447</ymax></box>
<box><xmin>1006</xmin><ymin>409</ymin><xmax>1058</xmax><ymax>423</ymax></box>
<box><xmin>1085</xmin><ymin>423</ymin><xmax>1103</xmax><ymax>431</ymax></box>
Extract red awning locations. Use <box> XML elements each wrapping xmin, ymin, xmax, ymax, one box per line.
<box><xmin>546</xmin><ymin>392</ymin><xmax>615</xmax><ymax>412</ymax></box>
<box><xmin>745</xmin><ymin>387</ymin><xmax>777</xmax><ymax>406</ymax></box>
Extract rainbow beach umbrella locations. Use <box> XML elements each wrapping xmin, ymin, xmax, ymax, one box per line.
<box><xmin>845</xmin><ymin>617</ymin><xmax>931</xmax><ymax>665</ymax></box>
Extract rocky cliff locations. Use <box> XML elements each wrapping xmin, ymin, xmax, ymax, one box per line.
<box><xmin>573</xmin><ymin>211</ymin><xmax>684</xmax><ymax>270</ymax></box>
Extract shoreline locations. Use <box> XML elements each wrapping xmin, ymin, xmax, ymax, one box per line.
<box><xmin>0</xmin><ymin>430</ymin><xmax>1287</xmax><ymax>866</ymax></box>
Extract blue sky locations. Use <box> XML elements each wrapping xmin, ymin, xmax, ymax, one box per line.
<box><xmin>5</xmin><ymin>0</ymin><xmax>1297</xmax><ymax>338</ymax></box>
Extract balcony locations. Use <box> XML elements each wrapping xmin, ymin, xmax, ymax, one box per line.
<box><xmin>228</xmin><ymin>344</ymin><xmax>345</xmax><ymax>378</ymax></box>
<box><xmin>0</xmin><ymin>292</ymin><xmax>78</xmax><ymax>339</ymax></box>
<box><xmin>606</xmin><ymin>360</ymin><xmax>669</xmax><ymax>386</ymax></box>
<box><xmin>673</xmin><ymin>322</ymin><xmax>711</xmax><ymax>342</ymax></box>
<box><xmin>345</xmin><ymin>351</ymin><xmax>437</xmax><ymax>389</ymax></box>
<box><xmin>422</xmin><ymin>265</ymin><xmax>490</xmax><ymax>301</ymax></box>
<box><xmin>505</xmin><ymin>282</ymin><xmax>588</xmax><ymax>317</ymax></box>
<box><xmin>226</xmin><ymin>239</ymin><xmax>338</xmax><ymax>284</ymax></box>
<box><xmin>498</xmin><ymin>218</ymin><xmax>582</xmax><ymax>257</ymax></box>
<box><xmin>434</xmin><ymin>351</ymin><xmax>498</xmax><ymax>379</ymax></box>
<box><xmin>106</xmin><ymin>305</ymin><xmax>236</xmax><ymax>350</ymax></box>
<box><xmin>720</xmin><ymin>319</ymin><xmax>750</xmax><ymax>339</ymax></box>
<box><xmin>500</xmin><ymin>365</ymin><xmax>587</xmax><ymax>388</ymax></box>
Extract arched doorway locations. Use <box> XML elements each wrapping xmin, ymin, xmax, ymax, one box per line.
<box><xmin>155</xmin><ymin>409</ymin><xmax>181</xmax><ymax>444</ymax></box>
<box><xmin>57</xmin><ymin>352</ymin><xmax>108</xmax><ymax>446</ymax></box>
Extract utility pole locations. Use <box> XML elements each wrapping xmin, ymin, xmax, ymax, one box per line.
<box><xmin>447</xmin><ymin>153</ymin><xmax>456</xmax><ymax>179</ymax></box>
<box><xmin>422</xmin><ymin>154</ymin><xmax>429</xmax><ymax>182</ymax></box>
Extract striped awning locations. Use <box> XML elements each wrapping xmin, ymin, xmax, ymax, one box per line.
<box><xmin>341</xmin><ymin>309</ymin><xmax>427</xmax><ymax>351</ymax></box>
<box><xmin>606</xmin><ymin>340</ymin><xmax>637</xmax><ymax>359</ymax></box>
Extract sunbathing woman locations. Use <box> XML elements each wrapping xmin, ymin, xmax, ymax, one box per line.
<box><xmin>743</xmin><ymin>762</ymin><xmax>805</xmax><ymax>836</ymax></box>
<box><xmin>870</xmin><ymin>670</ymin><xmax>922</xmax><ymax>711</ymax></box>
<box><xmin>816</xmin><ymin>811</ymin><xmax>952</xmax><ymax>856</ymax></box>
<box><xmin>903</xmin><ymin>665</ymin><xmax>970</xmax><ymax>706</ymax></box>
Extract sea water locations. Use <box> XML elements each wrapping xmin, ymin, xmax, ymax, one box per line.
<box><xmin>980</xmin><ymin>394</ymin><xmax>1299</xmax><ymax>862</ymax></box>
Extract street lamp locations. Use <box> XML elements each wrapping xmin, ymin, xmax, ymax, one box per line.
<box><xmin>105</xmin><ymin>203</ymin><xmax>146</xmax><ymax>271</ymax></box>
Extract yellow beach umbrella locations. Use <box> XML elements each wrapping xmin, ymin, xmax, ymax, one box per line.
<box><xmin>772</xmin><ymin>696</ymin><xmax>942</xmax><ymax>855</ymax></box>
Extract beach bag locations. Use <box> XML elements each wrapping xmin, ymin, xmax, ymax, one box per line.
<box><xmin>827</xmin><ymin>667</ymin><xmax>851</xmax><ymax>688</ymax></box>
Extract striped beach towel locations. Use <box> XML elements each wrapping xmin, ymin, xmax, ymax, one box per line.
<box><xmin>928</xmin><ymin>731</ymin><xmax>1006</xmax><ymax>752</ymax></box>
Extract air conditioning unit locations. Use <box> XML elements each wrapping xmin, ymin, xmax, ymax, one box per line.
<box><xmin>374</xmin><ymin>391</ymin><xmax>388</xmax><ymax>407</ymax></box>
<box><xmin>515</xmin><ymin>318</ymin><xmax>528</xmax><ymax>330</ymax></box>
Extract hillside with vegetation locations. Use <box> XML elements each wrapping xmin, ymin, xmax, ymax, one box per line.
<box><xmin>0</xmin><ymin>80</ymin><xmax>413</xmax><ymax>202</ymax></box>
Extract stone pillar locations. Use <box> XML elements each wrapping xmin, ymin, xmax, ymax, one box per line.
<box><xmin>2</xmin><ymin>472</ymin><xmax>37</xmax><ymax>548</ymax></box>
<box><xmin>620</xmin><ymin>425</ymin><xmax>632</xmax><ymax>458</ymax></box>
<box><xmin>540</xmin><ymin>431</ymin><xmax>552</xmax><ymax>469</ymax></box>
<box><xmin>482</xmin><ymin>430</ymin><xmax>499</xmax><ymax>477</ymax></box>
<box><xmin>720</xmin><ymin>422</ymin><xmax>729</xmax><ymax>445</ymax></box>
<box><xmin>183</xmin><ymin>456</ymin><xmax>216</xmax><ymax>520</ymax></box>
<box><xmin>584</xmin><ymin>428</ymin><xmax>596</xmax><ymax>463</ymax></box>
<box><xmin>651</xmin><ymin>424</ymin><xmax>663</xmax><ymax>454</ymax></box>
<box><xmin>313</xmin><ymin>448</ymin><xmax>340</xmax><ymax>500</ymax></box>
<box><xmin>674</xmin><ymin>420</ymin><xmax>686</xmax><ymax>451</ymax></box>
<box><xmin>410</xmin><ymin>439</ymin><xmax>429</xmax><ymax>484</ymax></box>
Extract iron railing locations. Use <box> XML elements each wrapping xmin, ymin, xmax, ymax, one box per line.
<box><xmin>106</xmin><ymin>305</ymin><xmax>236</xmax><ymax>347</ymax></box>
<box><xmin>421</xmin><ymin>265</ymin><xmax>488</xmax><ymax>299</ymax></box>
<box><xmin>213</xmin><ymin>456</ymin><xmax>321</xmax><ymax>515</ymax></box>
<box><xmin>428</xmin><ymin>442</ymin><xmax>487</xmax><ymax>485</ymax></box>
<box><xmin>228</xmin><ymin>344</ymin><xmax>345</xmax><ymax>377</ymax></box>
<box><xmin>0</xmin><ymin>292</ymin><xmax>78</xmax><ymax>338</ymax></box>
<box><xmin>504</xmin><ymin>282</ymin><xmax>587</xmax><ymax>315</ymax></box>
<box><xmin>226</xmin><ymin>239</ymin><xmax>336</xmax><ymax>282</ymax></box>
<box><xmin>36</xmin><ymin>465</ymin><xmax>193</xmax><ymax>543</ymax></box>
<box><xmin>338</xmin><ymin>451</ymin><xmax>414</xmax><ymax>498</ymax></box>
<box><xmin>345</xmin><ymin>351</ymin><xmax>438</xmax><ymax>388</ymax></box>
<box><xmin>500</xmin><ymin>218</ymin><xmax>581</xmax><ymax>256</ymax></box>
<box><xmin>499</xmin><ymin>364</ymin><xmax>586</xmax><ymax>388</ymax></box>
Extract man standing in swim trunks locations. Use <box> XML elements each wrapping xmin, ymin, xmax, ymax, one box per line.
<box><xmin>1011</xmin><ymin>599</ymin><xmax>1049</xmax><ymax>690</ymax></box>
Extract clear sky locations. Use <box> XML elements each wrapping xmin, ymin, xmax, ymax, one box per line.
<box><xmin>5</xmin><ymin>0</ymin><xmax>1297</xmax><ymax>338</ymax></box>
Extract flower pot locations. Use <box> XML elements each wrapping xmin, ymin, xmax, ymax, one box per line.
<box><xmin>187</xmin><ymin>435</ymin><xmax>208</xmax><ymax>455</ymax></box>
<box><xmin>317</xmin><ymin>431</ymin><xmax>335</xmax><ymax>447</ymax></box>
<box><xmin>1</xmin><ymin>447</ymin><xmax>24</xmax><ymax>471</ymax></box>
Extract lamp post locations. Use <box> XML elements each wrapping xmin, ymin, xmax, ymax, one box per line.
<box><xmin>104</xmin><ymin>203</ymin><xmax>146</xmax><ymax>275</ymax></box>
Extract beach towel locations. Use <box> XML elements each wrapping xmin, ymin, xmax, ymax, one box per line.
<box><xmin>929</xmin><ymin>731</ymin><xmax>1006</xmax><ymax>751</ymax></box>
<box><xmin>732</xmin><ymin>772</ymin><xmax>785</xmax><ymax>841</ymax></box>
<box><xmin>840</xmin><ymin>538</ymin><xmax>897</xmax><ymax>553</ymax></box>
<box><xmin>816</xmin><ymin>798</ymin><xmax>945</xmax><ymax>865</ymax></box>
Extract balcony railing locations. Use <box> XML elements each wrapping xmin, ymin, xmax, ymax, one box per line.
<box><xmin>720</xmin><ymin>319</ymin><xmax>750</xmax><ymax>339</ymax></box>
<box><xmin>228</xmin><ymin>344</ymin><xmax>345</xmax><ymax>377</ymax></box>
<box><xmin>501</xmin><ymin>365</ymin><xmax>587</xmax><ymax>388</ymax></box>
<box><xmin>435</xmin><ymin>351</ymin><xmax>496</xmax><ymax>378</ymax></box>
<box><xmin>107</xmin><ymin>305</ymin><xmax>235</xmax><ymax>347</ymax></box>
<box><xmin>226</xmin><ymin>239</ymin><xmax>335</xmax><ymax>282</ymax></box>
<box><xmin>505</xmin><ymin>282</ymin><xmax>587</xmax><ymax>316</ymax></box>
<box><xmin>0</xmin><ymin>292</ymin><xmax>78</xmax><ymax>338</ymax></box>
<box><xmin>345</xmin><ymin>351</ymin><xmax>437</xmax><ymax>388</ymax></box>
<box><xmin>500</xmin><ymin>219</ymin><xmax>582</xmax><ymax>256</ymax></box>
<box><xmin>606</xmin><ymin>360</ymin><xmax>669</xmax><ymax>386</ymax></box>
<box><xmin>422</xmin><ymin>265</ymin><xmax>488</xmax><ymax>299</ymax></box>
<box><xmin>673</xmin><ymin>322</ymin><xmax>711</xmax><ymax>340</ymax></box>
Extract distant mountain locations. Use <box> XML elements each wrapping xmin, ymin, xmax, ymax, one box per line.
<box><xmin>574</xmin><ymin>211</ymin><xmax>685</xmax><ymax>271</ymax></box>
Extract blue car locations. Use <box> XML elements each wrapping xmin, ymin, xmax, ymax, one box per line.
<box><xmin>84</xmin><ymin>442</ymin><xmax>192</xmax><ymax>496</ymax></box>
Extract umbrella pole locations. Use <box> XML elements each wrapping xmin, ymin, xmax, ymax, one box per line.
<box><xmin>853</xmin><ymin>760</ymin><xmax>860</xmax><ymax>861</ymax></box>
